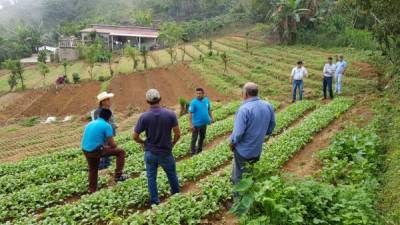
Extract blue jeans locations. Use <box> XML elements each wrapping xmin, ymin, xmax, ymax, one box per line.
<box><xmin>292</xmin><ymin>80</ymin><xmax>304</xmax><ymax>101</ymax></box>
<box><xmin>335</xmin><ymin>74</ymin><xmax>343</xmax><ymax>94</ymax></box>
<box><xmin>231</xmin><ymin>150</ymin><xmax>259</xmax><ymax>185</ymax></box>
<box><xmin>144</xmin><ymin>151</ymin><xmax>180</xmax><ymax>205</ymax></box>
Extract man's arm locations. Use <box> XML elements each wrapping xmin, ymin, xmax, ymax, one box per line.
<box><xmin>172</xmin><ymin>126</ymin><xmax>181</xmax><ymax>146</ymax></box>
<box><xmin>133</xmin><ymin>132</ymin><xmax>145</xmax><ymax>146</ymax></box>
<box><xmin>106</xmin><ymin>137</ymin><xmax>117</xmax><ymax>148</ymax></box>
<box><xmin>304</xmin><ymin>67</ymin><xmax>308</xmax><ymax>78</ymax></box>
<box><xmin>266</xmin><ymin>108</ymin><xmax>276</xmax><ymax>136</ymax></box>
<box><xmin>230</xmin><ymin>109</ymin><xmax>247</xmax><ymax>146</ymax></box>
<box><xmin>189</xmin><ymin>112</ymin><xmax>194</xmax><ymax>131</ymax></box>
<box><xmin>289</xmin><ymin>68</ymin><xmax>294</xmax><ymax>83</ymax></box>
<box><xmin>208</xmin><ymin>109</ymin><xmax>214</xmax><ymax>123</ymax></box>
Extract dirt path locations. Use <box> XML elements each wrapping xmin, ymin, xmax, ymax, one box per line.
<box><xmin>282</xmin><ymin>98</ymin><xmax>374</xmax><ymax>177</ymax></box>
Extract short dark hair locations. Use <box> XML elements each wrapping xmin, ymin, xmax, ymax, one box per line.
<box><xmin>99</xmin><ymin>108</ymin><xmax>112</xmax><ymax>121</ymax></box>
<box><xmin>328</xmin><ymin>57</ymin><xmax>333</xmax><ymax>60</ymax></box>
<box><xmin>195</xmin><ymin>87</ymin><xmax>204</xmax><ymax>93</ymax></box>
<box><xmin>147</xmin><ymin>98</ymin><xmax>161</xmax><ymax>105</ymax></box>
<box><xmin>297</xmin><ymin>61</ymin><xmax>303</xmax><ymax>65</ymax></box>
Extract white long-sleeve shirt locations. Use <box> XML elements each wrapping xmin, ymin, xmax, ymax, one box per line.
<box><xmin>291</xmin><ymin>66</ymin><xmax>308</xmax><ymax>80</ymax></box>
<box><xmin>323</xmin><ymin>63</ymin><xmax>336</xmax><ymax>77</ymax></box>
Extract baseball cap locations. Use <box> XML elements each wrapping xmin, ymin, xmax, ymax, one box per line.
<box><xmin>146</xmin><ymin>89</ymin><xmax>161</xmax><ymax>103</ymax></box>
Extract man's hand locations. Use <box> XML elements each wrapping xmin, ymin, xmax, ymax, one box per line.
<box><xmin>190</xmin><ymin>125</ymin><xmax>196</xmax><ymax>132</ymax></box>
<box><xmin>229</xmin><ymin>143</ymin><xmax>235</xmax><ymax>152</ymax></box>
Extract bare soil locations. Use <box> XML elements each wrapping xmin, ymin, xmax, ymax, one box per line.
<box><xmin>0</xmin><ymin>63</ymin><xmax>225</xmax><ymax>123</ymax></box>
<box><xmin>352</xmin><ymin>62</ymin><xmax>378</xmax><ymax>79</ymax></box>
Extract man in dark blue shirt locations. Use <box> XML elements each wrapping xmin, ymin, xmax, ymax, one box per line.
<box><xmin>81</xmin><ymin>109</ymin><xmax>127</xmax><ymax>193</ymax></box>
<box><xmin>189</xmin><ymin>87</ymin><xmax>214</xmax><ymax>156</ymax></box>
<box><xmin>133</xmin><ymin>89</ymin><xmax>181</xmax><ymax>205</ymax></box>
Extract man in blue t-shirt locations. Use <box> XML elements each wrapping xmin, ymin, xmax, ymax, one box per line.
<box><xmin>81</xmin><ymin>109</ymin><xmax>127</xmax><ymax>193</ymax></box>
<box><xmin>133</xmin><ymin>89</ymin><xmax>181</xmax><ymax>205</ymax></box>
<box><xmin>189</xmin><ymin>87</ymin><xmax>214</xmax><ymax>156</ymax></box>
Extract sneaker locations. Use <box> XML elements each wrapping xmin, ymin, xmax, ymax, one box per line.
<box><xmin>115</xmin><ymin>175</ymin><xmax>129</xmax><ymax>182</ymax></box>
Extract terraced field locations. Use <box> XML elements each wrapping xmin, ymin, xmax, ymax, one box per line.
<box><xmin>0</xmin><ymin>35</ymin><xmax>378</xmax><ymax>224</ymax></box>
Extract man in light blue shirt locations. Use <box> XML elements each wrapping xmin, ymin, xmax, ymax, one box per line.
<box><xmin>81</xmin><ymin>109</ymin><xmax>127</xmax><ymax>193</ymax></box>
<box><xmin>189</xmin><ymin>87</ymin><xmax>214</xmax><ymax>156</ymax></box>
<box><xmin>335</xmin><ymin>55</ymin><xmax>347</xmax><ymax>95</ymax></box>
<box><xmin>230</xmin><ymin>82</ymin><xmax>276</xmax><ymax>185</ymax></box>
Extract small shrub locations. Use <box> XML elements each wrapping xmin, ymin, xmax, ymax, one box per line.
<box><xmin>20</xmin><ymin>117</ymin><xmax>40</xmax><ymax>127</ymax></box>
<box><xmin>72</xmin><ymin>73</ymin><xmax>80</xmax><ymax>84</ymax></box>
<box><xmin>98</xmin><ymin>75</ymin><xmax>106</xmax><ymax>82</ymax></box>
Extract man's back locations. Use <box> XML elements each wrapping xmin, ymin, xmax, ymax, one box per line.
<box><xmin>82</xmin><ymin>119</ymin><xmax>113</xmax><ymax>152</ymax></box>
<box><xmin>231</xmin><ymin>97</ymin><xmax>275</xmax><ymax>159</ymax></box>
<box><xmin>134</xmin><ymin>107</ymin><xmax>178</xmax><ymax>154</ymax></box>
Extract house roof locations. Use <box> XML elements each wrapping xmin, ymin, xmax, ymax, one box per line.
<box><xmin>81</xmin><ymin>24</ymin><xmax>159</xmax><ymax>38</ymax></box>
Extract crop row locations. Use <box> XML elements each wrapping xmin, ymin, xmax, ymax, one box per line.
<box><xmin>0</xmin><ymin>101</ymin><xmax>233</xmax><ymax>178</ymax></box>
<box><xmin>120</xmin><ymin>97</ymin><xmax>353</xmax><ymax>225</ymax></box>
<box><xmin>0</xmin><ymin>100</ymin><xmax>262</xmax><ymax>223</ymax></box>
<box><xmin>0</xmin><ymin>100</ymin><xmax>244</xmax><ymax>198</ymax></box>
<box><xmin>10</xmin><ymin>100</ymin><xmax>307</xmax><ymax>225</ymax></box>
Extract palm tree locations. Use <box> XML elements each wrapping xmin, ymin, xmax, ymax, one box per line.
<box><xmin>270</xmin><ymin>0</ymin><xmax>320</xmax><ymax>43</ymax></box>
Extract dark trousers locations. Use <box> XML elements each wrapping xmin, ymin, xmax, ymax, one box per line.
<box><xmin>144</xmin><ymin>151</ymin><xmax>180</xmax><ymax>205</ymax></box>
<box><xmin>191</xmin><ymin>125</ymin><xmax>207</xmax><ymax>155</ymax></box>
<box><xmin>323</xmin><ymin>76</ymin><xmax>333</xmax><ymax>99</ymax></box>
<box><xmin>231</xmin><ymin>150</ymin><xmax>260</xmax><ymax>185</ymax></box>
<box><xmin>292</xmin><ymin>80</ymin><xmax>304</xmax><ymax>101</ymax></box>
<box><xmin>83</xmin><ymin>146</ymin><xmax>126</xmax><ymax>193</ymax></box>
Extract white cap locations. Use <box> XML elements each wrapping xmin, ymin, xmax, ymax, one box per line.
<box><xmin>146</xmin><ymin>89</ymin><xmax>161</xmax><ymax>103</ymax></box>
<box><xmin>97</xmin><ymin>92</ymin><xmax>114</xmax><ymax>103</ymax></box>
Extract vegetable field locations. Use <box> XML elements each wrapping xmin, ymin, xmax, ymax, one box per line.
<box><xmin>0</xmin><ymin>35</ymin><xmax>387</xmax><ymax>225</ymax></box>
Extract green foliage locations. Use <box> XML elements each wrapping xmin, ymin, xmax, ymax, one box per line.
<box><xmin>124</xmin><ymin>45</ymin><xmax>140</xmax><ymax>71</ymax></box>
<box><xmin>220</xmin><ymin>51</ymin><xmax>228</xmax><ymax>73</ymax></box>
<box><xmin>38</xmin><ymin>62</ymin><xmax>50</xmax><ymax>86</ymax></box>
<box><xmin>37</xmin><ymin>50</ymin><xmax>47</xmax><ymax>64</ymax></box>
<box><xmin>81</xmin><ymin>40</ymin><xmax>102</xmax><ymax>79</ymax></box>
<box><xmin>19</xmin><ymin>117</ymin><xmax>40</xmax><ymax>127</ymax></box>
<box><xmin>7</xmin><ymin>74</ymin><xmax>18</xmax><ymax>91</ymax></box>
<box><xmin>2</xmin><ymin>59</ymin><xmax>25</xmax><ymax>90</ymax></box>
<box><xmin>72</xmin><ymin>72</ymin><xmax>80</xmax><ymax>83</ymax></box>
<box><xmin>160</xmin><ymin>22</ymin><xmax>184</xmax><ymax>64</ymax></box>
<box><xmin>140</xmin><ymin>46</ymin><xmax>149</xmax><ymax>69</ymax></box>
<box><xmin>133</xmin><ymin>10</ymin><xmax>153</xmax><ymax>26</ymax></box>
<box><xmin>318</xmin><ymin>127</ymin><xmax>383</xmax><ymax>186</ymax></box>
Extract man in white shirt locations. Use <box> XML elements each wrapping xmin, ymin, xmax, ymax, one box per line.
<box><xmin>290</xmin><ymin>61</ymin><xmax>308</xmax><ymax>103</ymax></box>
<box><xmin>323</xmin><ymin>57</ymin><xmax>336</xmax><ymax>99</ymax></box>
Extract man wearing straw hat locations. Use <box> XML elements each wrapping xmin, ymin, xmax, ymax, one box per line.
<box><xmin>92</xmin><ymin>91</ymin><xmax>118</xmax><ymax>170</ymax></box>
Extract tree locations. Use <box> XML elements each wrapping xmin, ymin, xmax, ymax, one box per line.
<box><xmin>208</xmin><ymin>40</ymin><xmax>213</xmax><ymax>56</ymax></box>
<box><xmin>82</xmin><ymin>41</ymin><xmax>101</xmax><ymax>80</ymax></box>
<box><xmin>62</xmin><ymin>59</ymin><xmax>69</xmax><ymax>77</ymax></box>
<box><xmin>104</xmin><ymin>50</ymin><xmax>114</xmax><ymax>77</ymax></box>
<box><xmin>124</xmin><ymin>45</ymin><xmax>140</xmax><ymax>71</ymax></box>
<box><xmin>38</xmin><ymin>62</ymin><xmax>50</xmax><ymax>86</ymax></box>
<box><xmin>355</xmin><ymin>0</ymin><xmax>400</xmax><ymax>63</ymax></box>
<box><xmin>179</xmin><ymin>45</ymin><xmax>187</xmax><ymax>62</ymax></box>
<box><xmin>245</xmin><ymin>32</ymin><xmax>250</xmax><ymax>50</ymax></box>
<box><xmin>134</xmin><ymin>10</ymin><xmax>153</xmax><ymax>26</ymax></box>
<box><xmin>220</xmin><ymin>51</ymin><xmax>228</xmax><ymax>73</ymax></box>
<box><xmin>3</xmin><ymin>59</ymin><xmax>25</xmax><ymax>90</ymax></box>
<box><xmin>140</xmin><ymin>46</ymin><xmax>149</xmax><ymax>69</ymax></box>
<box><xmin>38</xmin><ymin>50</ymin><xmax>47</xmax><ymax>64</ymax></box>
<box><xmin>159</xmin><ymin>22</ymin><xmax>184</xmax><ymax>64</ymax></box>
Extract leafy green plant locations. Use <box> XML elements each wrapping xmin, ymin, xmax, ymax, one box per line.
<box><xmin>72</xmin><ymin>72</ymin><xmax>80</xmax><ymax>84</ymax></box>
<box><xmin>19</xmin><ymin>117</ymin><xmax>39</xmax><ymax>127</ymax></box>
